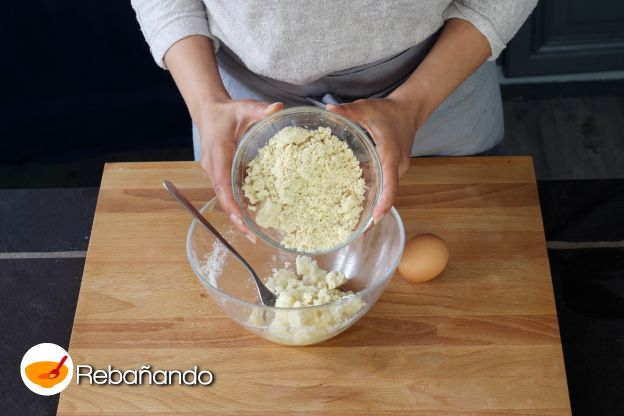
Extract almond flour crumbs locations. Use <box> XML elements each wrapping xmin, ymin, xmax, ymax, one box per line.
<box><xmin>265</xmin><ymin>255</ymin><xmax>352</xmax><ymax>307</ymax></box>
<box><xmin>242</xmin><ymin>126</ymin><xmax>366</xmax><ymax>252</ymax></box>
<box><xmin>248</xmin><ymin>256</ymin><xmax>366</xmax><ymax>345</ymax></box>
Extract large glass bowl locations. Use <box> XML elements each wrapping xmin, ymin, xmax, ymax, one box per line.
<box><xmin>186</xmin><ymin>198</ymin><xmax>405</xmax><ymax>346</ymax></box>
<box><xmin>231</xmin><ymin>106</ymin><xmax>383</xmax><ymax>255</ymax></box>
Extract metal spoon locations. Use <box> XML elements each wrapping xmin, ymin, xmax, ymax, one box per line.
<box><xmin>163</xmin><ymin>180</ymin><xmax>277</xmax><ymax>306</ymax></box>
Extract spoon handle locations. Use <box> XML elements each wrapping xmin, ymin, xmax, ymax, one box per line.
<box><xmin>55</xmin><ymin>355</ymin><xmax>68</xmax><ymax>372</ymax></box>
<box><xmin>163</xmin><ymin>180</ymin><xmax>252</xmax><ymax>271</ymax></box>
<box><xmin>163</xmin><ymin>180</ymin><xmax>276</xmax><ymax>305</ymax></box>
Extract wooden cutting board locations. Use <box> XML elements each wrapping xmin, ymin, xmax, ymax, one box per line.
<box><xmin>57</xmin><ymin>157</ymin><xmax>571</xmax><ymax>415</ymax></box>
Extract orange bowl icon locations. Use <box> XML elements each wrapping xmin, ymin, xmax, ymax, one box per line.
<box><xmin>25</xmin><ymin>361</ymin><xmax>69</xmax><ymax>388</ymax></box>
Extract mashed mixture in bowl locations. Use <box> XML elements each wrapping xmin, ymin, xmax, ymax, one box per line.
<box><xmin>266</xmin><ymin>255</ymin><xmax>353</xmax><ymax>307</ymax></box>
<box><xmin>242</xmin><ymin>126</ymin><xmax>366</xmax><ymax>252</ymax></box>
<box><xmin>249</xmin><ymin>256</ymin><xmax>365</xmax><ymax>345</ymax></box>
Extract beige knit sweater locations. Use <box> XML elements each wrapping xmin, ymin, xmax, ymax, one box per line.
<box><xmin>131</xmin><ymin>0</ymin><xmax>536</xmax><ymax>85</ymax></box>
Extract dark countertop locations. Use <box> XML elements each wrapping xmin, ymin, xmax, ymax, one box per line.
<box><xmin>538</xmin><ymin>180</ymin><xmax>624</xmax><ymax>415</ymax></box>
<box><xmin>1</xmin><ymin>181</ymin><xmax>623</xmax><ymax>416</ymax></box>
<box><xmin>0</xmin><ymin>189</ymin><xmax>97</xmax><ymax>415</ymax></box>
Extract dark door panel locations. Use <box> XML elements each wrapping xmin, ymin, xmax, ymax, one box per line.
<box><xmin>503</xmin><ymin>0</ymin><xmax>624</xmax><ymax>77</ymax></box>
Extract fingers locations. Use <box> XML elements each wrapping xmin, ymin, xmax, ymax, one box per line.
<box><xmin>328</xmin><ymin>102</ymin><xmax>398</xmax><ymax>223</ymax></box>
<box><xmin>201</xmin><ymin>141</ymin><xmax>256</xmax><ymax>244</ymax></box>
<box><xmin>197</xmin><ymin>100</ymin><xmax>284</xmax><ymax>244</ymax></box>
<box><xmin>373</xmin><ymin>141</ymin><xmax>399</xmax><ymax>224</ymax></box>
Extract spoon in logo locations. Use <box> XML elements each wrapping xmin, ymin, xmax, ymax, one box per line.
<box><xmin>38</xmin><ymin>355</ymin><xmax>68</xmax><ymax>379</ymax></box>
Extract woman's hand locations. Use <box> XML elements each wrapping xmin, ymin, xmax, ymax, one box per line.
<box><xmin>326</xmin><ymin>96</ymin><xmax>421</xmax><ymax>223</ymax></box>
<box><xmin>196</xmin><ymin>99</ymin><xmax>283</xmax><ymax>242</ymax></box>
<box><xmin>164</xmin><ymin>36</ymin><xmax>284</xmax><ymax>241</ymax></box>
<box><xmin>327</xmin><ymin>19</ymin><xmax>492</xmax><ymax>223</ymax></box>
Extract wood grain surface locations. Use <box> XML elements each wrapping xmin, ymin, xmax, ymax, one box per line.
<box><xmin>57</xmin><ymin>157</ymin><xmax>571</xmax><ymax>415</ymax></box>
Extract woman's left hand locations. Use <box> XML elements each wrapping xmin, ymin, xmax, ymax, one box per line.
<box><xmin>328</xmin><ymin>19</ymin><xmax>493</xmax><ymax>223</ymax></box>
<box><xmin>327</xmin><ymin>97</ymin><xmax>420</xmax><ymax>223</ymax></box>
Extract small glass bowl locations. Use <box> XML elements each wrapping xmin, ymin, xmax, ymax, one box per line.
<box><xmin>231</xmin><ymin>106</ymin><xmax>383</xmax><ymax>255</ymax></box>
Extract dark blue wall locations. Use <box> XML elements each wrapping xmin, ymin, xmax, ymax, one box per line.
<box><xmin>1</xmin><ymin>1</ymin><xmax>189</xmax><ymax>163</ymax></box>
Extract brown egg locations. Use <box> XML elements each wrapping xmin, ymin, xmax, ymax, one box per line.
<box><xmin>398</xmin><ymin>233</ymin><xmax>449</xmax><ymax>283</ymax></box>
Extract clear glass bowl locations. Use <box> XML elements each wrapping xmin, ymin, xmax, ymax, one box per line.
<box><xmin>186</xmin><ymin>198</ymin><xmax>405</xmax><ymax>346</ymax></box>
<box><xmin>231</xmin><ymin>106</ymin><xmax>383</xmax><ymax>255</ymax></box>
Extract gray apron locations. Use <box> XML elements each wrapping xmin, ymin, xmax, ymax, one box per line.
<box><xmin>193</xmin><ymin>32</ymin><xmax>503</xmax><ymax>160</ymax></box>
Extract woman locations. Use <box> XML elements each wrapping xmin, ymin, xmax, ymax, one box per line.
<box><xmin>131</xmin><ymin>0</ymin><xmax>536</xmax><ymax>241</ymax></box>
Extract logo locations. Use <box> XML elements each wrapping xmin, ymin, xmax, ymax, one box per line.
<box><xmin>21</xmin><ymin>343</ymin><xmax>74</xmax><ymax>396</ymax></box>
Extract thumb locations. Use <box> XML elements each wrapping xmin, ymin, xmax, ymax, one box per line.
<box><xmin>243</xmin><ymin>101</ymin><xmax>284</xmax><ymax>122</ymax></box>
<box><xmin>326</xmin><ymin>103</ymin><xmax>359</xmax><ymax>120</ymax></box>
<box><xmin>237</xmin><ymin>101</ymin><xmax>284</xmax><ymax>134</ymax></box>
<box><xmin>327</xmin><ymin>102</ymin><xmax>375</xmax><ymax>137</ymax></box>
<box><xmin>263</xmin><ymin>101</ymin><xmax>284</xmax><ymax>115</ymax></box>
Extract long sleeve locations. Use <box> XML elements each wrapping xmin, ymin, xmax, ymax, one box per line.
<box><xmin>130</xmin><ymin>0</ymin><xmax>219</xmax><ymax>69</ymax></box>
<box><xmin>443</xmin><ymin>0</ymin><xmax>538</xmax><ymax>60</ymax></box>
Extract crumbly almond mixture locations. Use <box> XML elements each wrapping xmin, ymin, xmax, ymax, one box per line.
<box><xmin>265</xmin><ymin>255</ymin><xmax>351</xmax><ymax>307</ymax></box>
<box><xmin>242</xmin><ymin>126</ymin><xmax>365</xmax><ymax>252</ymax></box>
<box><xmin>249</xmin><ymin>256</ymin><xmax>366</xmax><ymax>345</ymax></box>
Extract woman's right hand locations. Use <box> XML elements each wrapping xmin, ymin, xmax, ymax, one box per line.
<box><xmin>162</xmin><ymin>36</ymin><xmax>283</xmax><ymax>242</ymax></box>
<box><xmin>196</xmin><ymin>99</ymin><xmax>284</xmax><ymax>242</ymax></box>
